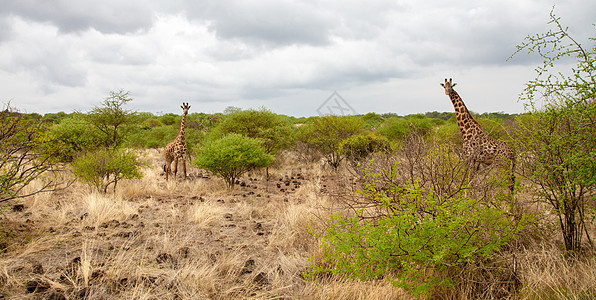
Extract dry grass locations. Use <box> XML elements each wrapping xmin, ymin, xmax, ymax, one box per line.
<box><xmin>0</xmin><ymin>149</ymin><xmax>349</xmax><ymax>299</ymax></box>
<box><xmin>0</xmin><ymin>148</ymin><xmax>594</xmax><ymax>299</ymax></box>
<box><xmin>518</xmin><ymin>244</ymin><xmax>596</xmax><ymax>299</ymax></box>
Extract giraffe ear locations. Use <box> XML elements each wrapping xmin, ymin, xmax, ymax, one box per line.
<box><xmin>440</xmin><ymin>83</ymin><xmax>445</xmax><ymax>87</ymax></box>
<box><xmin>452</xmin><ymin>83</ymin><xmax>457</xmax><ymax>87</ymax></box>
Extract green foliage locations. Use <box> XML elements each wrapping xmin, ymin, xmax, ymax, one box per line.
<box><xmin>339</xmin><ymin>131</ymin><xmax>390</xmax><ymax>162</ymax></box>
<box><xmin>425</xmin><ymin>111</ymin><xmax>453</xmax><ymax>121</ymax></box>
<box><xmin>511</xmin><ymin>10</ymin><xmax>596</xmax><ymax>253</ymax></box>
<box><xmin>360</xmin><ymin>112</ymin><xmax>385</xmax><ymax>129</ymax></box>
<box><xmin>308</xmin><ymin>133</ymin><xmax>529</xmax><ymax>297</ymax></box>
<box><xmin>377</xmin><ymin>115</ymin><xmax>444</xmax><ymax>141</ymax></box>
<box><xmin>125</xmin><ymin>123</ymin><xmax>178</xmax><ymax>149</ymax></box>
<box><xmin>41</xmin><ymin>111</ymin><xmax>69</xmax><ymax>124</ymax></box>
<box><xmin>309</xmin><ymin>164</ymin><xmax>525</xmax><ymax>297</ymax></box>
<box><xmin>296</xmin><ymin>115</ymin><xmax>363</xmax><ymax>169</ymax></box>
<box><xmin>72</xmin><ymin>148</ymin><xmax>143</xmax><ymax>194</ymax></box>
<box><xmin>1</xmin><ymin>105</ymin><xmax>69</xmax><ymax>203</ymax></box>
<box><xmin>158</xmin><ymin>113</ymin><xmax>178</xmax><ymax>126</ymax></box>
<box><xmin>40</xmin><ymin>116</ymin><xmax>104</xmax><ymax>162</ymax></box>
<box><xmin>85</xmin><ymin>90</ymin><xmax>137</xmax><ymax>149</ymax></box>
<box><xmin>210</xmin><ymin>107</ymin><xmax>294</xmax><ymax>156</ymax></box>
<box><xmin>140</xmin><ymin>118</ymin><xmax>163</xmax><ymax>130</ymax></box>
<box><xmin>193</xmin><ymin>134</ymin><xmax>274</xmax><ymax>188</ymax></box>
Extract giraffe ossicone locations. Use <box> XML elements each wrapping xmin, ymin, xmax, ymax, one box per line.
<box><xmin>164</xmin><ymin>102</ymin><xmax>191</xmax><ymax>181</ymax></box>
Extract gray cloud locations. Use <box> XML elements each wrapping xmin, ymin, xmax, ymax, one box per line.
<box><xmin>0</xmin><ymin>0</ymin><xmax>156</xmax><ymax>34</ymax></box>
<box><xmin>180</xmin><ymin>1</ymin><xmax>333</xmax><ymax>47</ymax></box>
<box><xmin>0</xmin><ymin>0</ymin><xmax>594</xmax><ymax>116</ymax></box>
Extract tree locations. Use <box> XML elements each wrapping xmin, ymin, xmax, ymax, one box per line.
<box><xmin>193</xmin><ymin>134</ymin><xmax>274</xmax><ymax>189</ymax></box>
<box><xmin>296</xmin><ymin>115</ymin><xmax>363</xmax><ymax>169</ymax></box>
<box><xmin>211</xmin><ymin>107</ymin><xmax>294</xmax><ymax>157</ymax></box>
<box><xmin>1</xmin><ymin>105</ymin><xmax>70</xmax><ymax>203</ymax></box>
<box><xmin>510</xmin><ymin>10</ymin><xmax>596</xmax><ymax>253</ymax></box>
<box><xmin>86</xmin><ymin>90</ymin><xmax>136</xmax><ymax>149</ymax></box>
<box><xmin>70</xmin><ymin>91</ymin><xmax>143</xmax><ymax>193</ymax></box>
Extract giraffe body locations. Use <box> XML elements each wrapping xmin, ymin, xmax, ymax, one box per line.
<box><xmin>164</xmin><ymin>103</ymin><xmax>190</xmax><ymax>181</ymax></box>
<box><xmin>440</xmin><ymin>79</ymin><xmax>515</xmax><ymax>191</ymax></box>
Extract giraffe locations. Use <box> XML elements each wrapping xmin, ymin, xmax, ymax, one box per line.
<box><xmin>164</xmin><ymin>102</ymin><xmax>191</xmax><ymax>181</ymax></box>
<box><xmin>440</xmin><ymin>78</ymin><xmax>516</xmax><ymax>192</ymax></box>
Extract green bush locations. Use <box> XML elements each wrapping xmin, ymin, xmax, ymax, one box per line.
<box><xmin>360</xmin><ymin>112</ymin><xmax>385</xmax><ymax>129</ymax></box>
<box><xmin>376</xmin><ymin>117</ymin><xmax>409</xmax><ymax>140</ymax></box>
<box><xmin>1</xmin><ymin>105</ymin><xmax>69</xmax><ymax>203</ymax></box>
<box><xmin>510</xmin><ymin>11</ymin><xmax>596</xmax><ymax>253</ymax></box>
<box><xmin>72</xmin><ymin>148</ymin><xmax>143</xmax><ymax>193</ymax></box>
<box><xmin>377</xmin><ymin>115</ymin><xmax>444</xmax><ymax>141</ymax></box>
<box><xmin>296</xmin><ymin>115</ymin><xmax>363</xmax><ymax>169</ymax></box>
<box><xmin>41</xmin><ymin>116</ymin><xmax>104</xmax><ymax>162</ymax></box>
<box><xmin>193</xmin><ymin>134</ymin><xmax>274</xmax><ymax>188</ymax></box>
<box><xmin>125</xmin><ymin>125</ymin><xmax>171</xmax><ymax>149</ymax></box>
<box><xmin>158</xmin><ymin>113</ymin><xmax>178</xmax><ymax>126</ymax></box>
<box><xmin>310</xmin><ymin>173</ymin><xmax>525</xmax><ymax>297</ymax></box>
<box><xmin>308</xmin><ymin>138</ymin><xmax>529</xmax><ymax>297</ymax></box>
<box><xmin>210</xmin><ymin>107</ymin><xmax>295</xmax><ymax>156</ymax></box>
<box><xmin>339</xmin><ymin>131</ymin><xmax>390</xmax><ymax>162</ymax></box>
<box><xmin>141</xmin><ymin>118</ymin><xmax>163</xmax><ymax>130</ymax></box>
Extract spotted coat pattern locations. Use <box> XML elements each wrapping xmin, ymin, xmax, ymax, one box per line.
<box><xmin>164</xmin><ymin>103</ymin><xmax>190</xmax><ymax>181</ymax></box>
<box><xmin>440</xmin><ymin>79</ymin><xmax>515</xmax><ymax>191</ymax></box>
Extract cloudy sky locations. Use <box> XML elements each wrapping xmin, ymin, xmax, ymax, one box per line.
<box><xmin>1</xmin><ymin>0</ymin><xmax>594</xmax><ymax>117</ymax></box>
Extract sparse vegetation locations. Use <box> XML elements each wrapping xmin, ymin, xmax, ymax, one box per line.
<box><xmin>510</xmin><ymin>10</ymin><xmax>596</xmax><ymax>253</ymax></box>
<box><xmin>0</xmin><ymin>105</ymin><xmax>70</xmax><ymax>203</ymax></box>
<box><xmin>0</xmin><ymin>12</ymin><xmax>594</xmax><ymax>300</ymax></box>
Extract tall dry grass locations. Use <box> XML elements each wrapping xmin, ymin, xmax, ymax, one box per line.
<box><xmin>1</xmin><ymin>147</ymin><xmax>595</xmax><ymax>299</ymax></box>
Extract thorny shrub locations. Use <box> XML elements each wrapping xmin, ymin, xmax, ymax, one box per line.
<box><xmin>309</xmin><ymin>134</ymin><xmax>532</xmax><ymax>298</ymax></box>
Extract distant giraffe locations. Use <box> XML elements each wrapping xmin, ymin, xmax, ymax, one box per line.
<box><xmin>164</xmin><ymin>102</ymin><xmax>191</xmax><ymax>181</ymax></box>
<box><xmin>440</xmin><ymin>78</ymin><xmax>515</xmax><ymax>192</ymax></box>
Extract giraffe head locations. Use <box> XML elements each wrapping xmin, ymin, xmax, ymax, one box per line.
<box><xmin>181</xmin><ymin>102</ymin><xmax>191</xmax><ymax>115</ymax></box>
<box><xmin>440</xmin><ymin>78</ymin><xmax>457</xmax><ymax>95</ymax></box>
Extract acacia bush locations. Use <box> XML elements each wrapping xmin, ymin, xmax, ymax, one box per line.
<box><xmin>41</xmin><ymin>116</ymin><xmax>103</xmax><ymax>162</ymax></box>
<box><xmin>296</xmin><ymin>115</ymin><xmax>363</xmax><ymax>169</ymax></box>
<box><xmin>377</xmin><ymin>115</ymin><xmax>444</xmax><ymax>141</ymax></box>
<box><xmin>510</xmin><ymin>11</ymin><xmax>596</xmax><ymax>253</ymax></box>
<box><xmin>339</xmin><ymin>131</ymin><xmax>390</xmax><ymax>164</ymax></box>
<box><xmin>193</xmin><ymin>134</ymin><xmax>274</xmax><ymax>189</ymax></box>
<box><xmin>309</xmin><ymin>134</ymin><xmax>529</xmax><ymax>297</ymax></box>
<box><xmin>1</xmin><ymin>105</ymin><xmax>70</xmax><ymax>203</ymax></box>
<box><xmin>210</xmin><ymin>107</ymin><xmax>294</xmax><ymax>157</ymax></box>
<box><xmin>72</xmin><ymin>148</ymin><xmax>143</xmax><ymax>194</ymax></box>
<box><xmin>85</xmin><ymin>90</ymin><xmax>137</xmax><ymax>149</ymax></box>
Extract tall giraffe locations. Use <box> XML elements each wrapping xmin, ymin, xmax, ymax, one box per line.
<box><xmin>164</xmin><ymin>102</ymin><xmax>191</xmax><ymax>181</ymax></box>
<box><xmin>440</xmin><ymin>78</ymin><xmax>515</xmax><ymax>192</ymax></box>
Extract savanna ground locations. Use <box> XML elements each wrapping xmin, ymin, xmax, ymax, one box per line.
<box><xmin>0</xmin><ymin>149</ymin><xmax>408</xmax><ymax>299</ymax></box>
<box><xmin>1</xmin><ymin>148</ymin><xmax>595</xmax><ymax>299</ymax></box>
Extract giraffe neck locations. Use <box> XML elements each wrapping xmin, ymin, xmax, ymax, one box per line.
<box><xmin>177</xmin><ymin>113</ymin><xmax>187</xmax><ymax>141</ymax></box>
<box><xmin>448</xmin><ymin>90</ymin><xmax>483</xmax><ymax>140</ymax></box>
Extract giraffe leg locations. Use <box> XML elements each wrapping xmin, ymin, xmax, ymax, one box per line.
<box><xmin>509</xmin><ymin>158</ymin><xmax>516</xmax><ymax>194</ymax></box>
<box><xmin>165</xmin><ymin>157</ymin><xmax>173</xmax><ymax>181</ymax></box>
<box><xmin>173</xmin><ymin>157</ymin><xmax>179</xmax><ymax>178</ymax></box>
<box><xmin>182</xmin><ymin>155</ymin><xmax>187</xmax><ymax>180</ymax></box>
